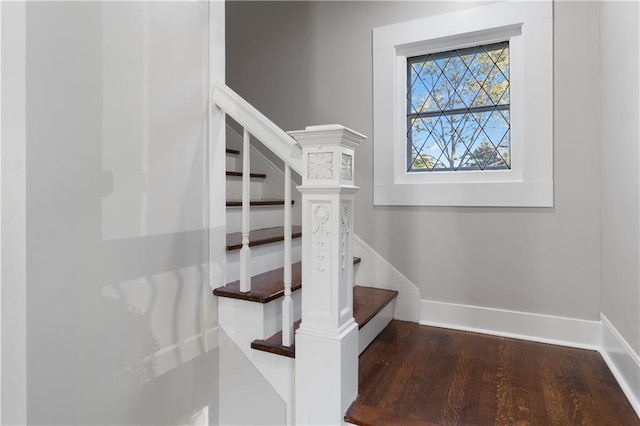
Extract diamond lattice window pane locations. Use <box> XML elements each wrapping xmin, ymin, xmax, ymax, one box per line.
<box><xmin>407</xmin><ymin>41</ymin><xmax>510</xmax><ymax>172</ymax></box>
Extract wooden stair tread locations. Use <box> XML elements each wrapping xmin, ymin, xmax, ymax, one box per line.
<box><xmin>226</xmin><ymin>148</ymin><xmax>240</xmax><ymax>155</ymax></box>
<box><xmin>226</xmin><ymin>171</ymin><xmax>266</xmax><ymax>179</ymax></box>
<box><xmin>251</xmin><ymin>320</ymin><xmax>301</xmax><ymax>358</ymax></box>
<box><xmin>226</xmin><ymin>226</ymin><xmax>302</xmax><ymax>251</ymax></box>
<box><xmin>250</xmin><ymin>286</ymin><xmax>397</xmax><ymax>358</ymax></box>
<box><xmin>226</xmin><ymin>199</ymin><xmax>295</xmax><ymax>207</ymax></box>
<box><xmin>345</xmin><ymin>404</ymin><xmax>439</xmax><ymax>426</ymax></box>
<box><xmin>214</xmin><ymin>257</ymin><xmax>361</xmax><ymax>303</ymax></box>
<box><xmin>353</xmin><ymin>286</ymin><xmax>398</xmax><ymax>329</ymax></box>
<box><xmin>215</xmin><ymin>262</ymin><xmax>302</xmax><ymax>303</ymax></box>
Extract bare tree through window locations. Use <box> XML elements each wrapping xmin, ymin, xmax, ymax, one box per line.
<box><xmin>407</xmin><ymin>41</ymin><xmax>510</xmax><ymax>172</ymax></box>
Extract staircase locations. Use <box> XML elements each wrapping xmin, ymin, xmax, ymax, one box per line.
<box><xmin>212</xmin><ymin>83</ymin><xmax>400</xmax><ymax>425</ymax></box>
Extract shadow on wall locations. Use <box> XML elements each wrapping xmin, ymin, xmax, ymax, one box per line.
<box><xmin>24</xmin><ymin>1</ymin><xmax>220</xmax><ymax>425</ymax></box>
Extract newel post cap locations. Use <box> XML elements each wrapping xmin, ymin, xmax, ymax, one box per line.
<box><xmin>288</xmin><ymin>124</ymin><xmax>366</xmax><ymax>149</ymax></box>
<box><xmin>289</xmin><ymin>125</ymin><xmax>366</xmax><ymax>186</ymax></box>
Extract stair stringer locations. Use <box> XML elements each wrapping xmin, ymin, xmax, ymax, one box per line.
<box><xmin>353</xmin><ymin>235</ymin><xmax>420</xmax><ymax>323</ymax></box>
<box><xmin>218</xmin><ymin>296</ymin><xmax>298</xmax><ymax>420</ymax></box>
<box><xmin>219</xmin><ymin>330</ymin><xmax>288</xmax><ymax>425</ymax></box>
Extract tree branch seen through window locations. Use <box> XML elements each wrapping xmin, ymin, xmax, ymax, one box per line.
<box><xmin>407</xmin><ymin>41</ymin><xmax>510</xmax><ymax>172</ymax></box>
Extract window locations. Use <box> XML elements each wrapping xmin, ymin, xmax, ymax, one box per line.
<box><xmin>373</xmin><ymin>1</ymin><xmax>553</xmax><ymax>207</ymax></box>
<box><xmin>407</xmin><ymin>42</ymin><xmax>510</xmax><ymax>173</ymax></box>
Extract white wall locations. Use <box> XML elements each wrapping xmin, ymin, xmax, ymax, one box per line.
<box><xmin>227</xmin><ymin>1</ymin><xmax>602</xmax><ymax>321</ymax></box>
<box><xmin>1</xmin><ymin>2</ymin><xmax>27</xmax><ymax>423</ymax></box>
<box><xmin>2</xmin><ymin>1</ymin><xmax>225</xmax><ymax>424</ymax></box>
<box><xmin>600</xmin><ymin>1</ymin><xmax>640</xmax><ymax>356</ymax></box>
<box><xmin>218</xmin><ymin>331</ymin><xmax>287</xmax><ymax>426</ymax></box>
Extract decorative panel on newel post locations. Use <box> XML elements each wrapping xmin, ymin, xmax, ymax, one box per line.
<box><xmin>289</xmin><ymin>125</ymin><xmax>366</xmax><ymax>425</ymax></box>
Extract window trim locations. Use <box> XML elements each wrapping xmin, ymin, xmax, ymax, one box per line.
<box><xmin>373</xmin><ymin>1</ymin><xmax>553</xmax><ymax>207</ymax></box>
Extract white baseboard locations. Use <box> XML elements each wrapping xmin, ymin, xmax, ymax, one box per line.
<box><xmin>143</xmin><ymin>326</ymin><xmax>219</xmax><ymax>378</ymax></box>
<box><xmin>420</xmin><ymin>299</ymin><xmax>601</xmax><ymax>350</ymax></box>
<box><xmin>600</xmin><ymin>314</ymin><xmax>640</xmax><ymax>418</ymax></box>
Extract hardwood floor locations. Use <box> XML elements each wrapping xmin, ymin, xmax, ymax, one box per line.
<box><xmin>347</xmin><ymin>321</ymin><xmax>639</xmax><ymax>426</ymax></box>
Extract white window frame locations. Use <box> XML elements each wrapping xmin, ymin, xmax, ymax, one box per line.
<box><xmin>373</xmin><ymin>1</ymin><xmax>553</xmax><ymax>207</ymax></box>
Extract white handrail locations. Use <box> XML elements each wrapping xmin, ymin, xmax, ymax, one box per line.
<box><xmin>213</xmin><ymin>82</ymin><xmax>299</xmax><ymax>342</ymax></box>
<box><xmin>212</xmin><ymin>83</ymin><xmax>302</xmax><ymax>175</ymax></box>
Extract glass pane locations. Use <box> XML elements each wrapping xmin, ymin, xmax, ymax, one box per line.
<box><xmin>418</xmin><ymin>62</ymin><xmax>443</xmax><ymax>113</ymax></box>
<box><xmin>408</xmin><ymin>62</ymin><xmax>427</xmax><ymax>113</ymax></box>
<box><xmin>409</xmin><ymin>118</ymin><xmax>436</xmax><ymax>171</ymax></box>
<box><xmin>407</xmin><ymin>41</ymin><xmax>510</xmax><ymax>172</ymax></box>
<box><xmin>456</xmin><ymin>48</ymin><xmax>479</xmax><ymax>108</ymax></box>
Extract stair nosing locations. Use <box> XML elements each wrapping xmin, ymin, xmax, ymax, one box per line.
<box><xmin>226</xmin><ymin>148</ymin><xmax>240</xmax><ymax>156</ymax></box>
<box><xmin>214</xmin><ymin>257</ymin><xmax>361</xmax><ymax>303</ymax></box>
<box><xmin>345</xmin><ymin>403</ymin><xmax>439</xmax><ymax>426</ymax></box>
<box><xmin>250</xmin><ymin>319</ymin><xmax>300</xmax><ymax>358</ymax></box>
<box><xmin>214</xmin><ymin>262</ymin><xmax>303</xmax><ymax>303</ymax></box>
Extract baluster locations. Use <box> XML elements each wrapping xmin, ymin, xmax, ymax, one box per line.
<box><xmin>240</xmin><ymin>128</ymin><xmax>251</xmax><ymax>293</ymax></box>
<box><xmin>282</xmin><ymin>164</ymin><xmax>294</xmax><ymax>346</ymax></box>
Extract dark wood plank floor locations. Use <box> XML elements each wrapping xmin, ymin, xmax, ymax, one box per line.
<box><xmin>347</xmin><ymin>320</ymin><xmax>640</xmax><ymax>426</ymax></box>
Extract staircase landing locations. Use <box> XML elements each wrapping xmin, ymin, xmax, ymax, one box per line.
<box><xmin>346</xmin><ymin>320</ymin><xmax>640</xmax><ymax>426</ymax></box>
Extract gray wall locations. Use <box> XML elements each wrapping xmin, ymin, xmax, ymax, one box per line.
<box><xmin>2</xmin><ymin>1</ymin><xmax>223</xmax><ymax>424</ymax></box>
<box><xmin>600</xmin><ymin>1</ymin><xmax>640</xmax><ymax>355</ymax></box>
<box><xmin>227</xmin><ymin>2</ymin><xmax>602</xmax><ymax>320</ymax></box>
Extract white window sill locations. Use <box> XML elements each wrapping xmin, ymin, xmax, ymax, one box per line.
<box><xmin>374</xmin><ymin>181</ymin><xmax>554</xmax><ymax>207</ymax></box>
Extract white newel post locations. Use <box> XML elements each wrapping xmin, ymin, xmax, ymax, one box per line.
<box><xmin>290</xmin><ymin>125</ymin><xmax>365</xmax><ymax>426</ymax></box>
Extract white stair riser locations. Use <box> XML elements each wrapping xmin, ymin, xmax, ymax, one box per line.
<box><xmin>226</xmin><ymin>239</ymin><xmax>302</xmax><ymax>283</ymax></box>
<box><xmin>358</xmin><ymin>299</ymin><xmax>396</xmax><ymax>354</ymax></box>
<box><xmin>218</xmin><ymin>291</ymin><xmax>302</xmax><ymax>339</ymax></box>
<box><xmin>226</xmin><ymin>177</ymin><xmax>263</xmax><ymax>199</ymax></box>
<box><xmin>263</xmin><ymin>291</ymin><xmax>302</xmax><ymax>338</ymax></box>
<box><xmin>226</xmin><ymin>206</ymin><xmax>300</xmax><ymax>233</ymax></box>
<box><xmin>226</xmin><ymin>154</ymin><xmax>238</xmax><ymax>170</ymax></box>
<box><xmin>219</xmin><ymin>298</ymin><xmax>266</xmax><ymax>342</ymax></box>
